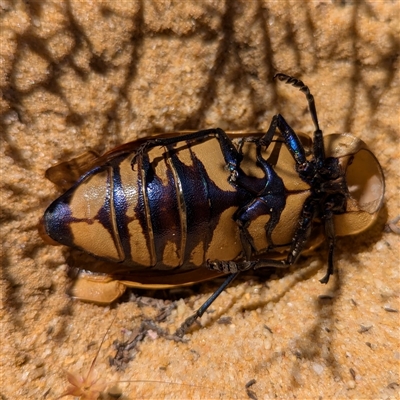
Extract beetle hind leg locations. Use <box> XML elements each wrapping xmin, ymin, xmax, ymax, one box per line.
<box><xmin>174</xmin><ymin>272</ymin><xmax>240</xmax><ymax>337</ymax></box>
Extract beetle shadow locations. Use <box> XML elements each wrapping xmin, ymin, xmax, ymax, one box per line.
<box><xmin>159</xmin><ymin>257</ymin><xmax>351</xmax><ymax>386</ymax></box>
<box><xmin>180</xmin><ymin>204</ymin><xmax>388</xmax><ymax>385</ymax></box>
<box><xmin>336</xmin><ymin>202</ymin><xmax>388</xmax><ymax>274</ymax></box>
<box><xmin>215</xmin><ymin>258</ymin><xmax>346</xmax><ymax>384</ymax></box>
<box><xmin>260</xmin><ymin>281</ymin><xmax>344</xmax><ymax>387</ymax></box>
<box><xmin>230</xmin><ymin>205</ymin><xmax>388</xmax><ymax>385</ymax></box>
<box><xmin>129</xmin><ymin>259</ymin><xmax>322</xmax><ymax>339</ymax></box>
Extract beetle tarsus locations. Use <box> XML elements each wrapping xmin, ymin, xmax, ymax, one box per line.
<box><xmin>174</xmin><ymin>273</ymin><xmax>240</xmax><ymax>337</ymax></box>
<box><xmin>319</xmin><ymin>254</ymin><xmax>334</xmax><ymax>284</ymax></box>
<box><xmin>175</xmin><ymin>314</ymin><xmax>200</xmax><ymax>338</ymax></box>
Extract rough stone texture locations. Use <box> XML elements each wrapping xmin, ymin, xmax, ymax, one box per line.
<box><xmin>1</xmin><ymin>1</ymin><xmax>399</xmax><ymax>399</ymax></box>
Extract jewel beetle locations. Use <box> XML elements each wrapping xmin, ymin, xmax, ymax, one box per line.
<box><xmin>40</xmin><ymin>74</ymin><xmax>385</xmax><ymax>336</ymax></box>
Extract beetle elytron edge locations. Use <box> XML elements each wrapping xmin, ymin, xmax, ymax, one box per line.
<box><xmin>40</xmin><ymin>74</ymin><xmax>385</xmax><ymax>336</ymax></box>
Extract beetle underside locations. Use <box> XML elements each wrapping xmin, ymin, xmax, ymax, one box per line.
<box><xmin>41</xmin><ymin>74</ymin><xmax>385</xmax><ymax>336</ymax></box>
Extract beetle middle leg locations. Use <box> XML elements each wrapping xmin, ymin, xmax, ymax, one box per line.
<box><xmin>251</xmin><ymin>193</ymin><xmax>337</xmax><ymax>285</ymax></box>
<box><xmin>231</xmin><ymin>144</ymin><xmax>287</xmax><ymax>258</ymax></box>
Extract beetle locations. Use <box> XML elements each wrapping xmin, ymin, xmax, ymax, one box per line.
<box><xmin>40</xmin><ymin>74</ymin><xmax>385</xmax><ymax>336</ymax></box>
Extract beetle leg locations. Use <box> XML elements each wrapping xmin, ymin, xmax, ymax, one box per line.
<box><xmin>253</xmin><ymin>196</ymin><xmax>317</xmax><ymax>270</ymax></box>
<box><xmin>258</xmin><ymin>114</ymin><xmax>308</xmax><ymax>169</ymax></box>
<box><xmin>274</xmin><ymin>73</ymin><xmax>325</xmax><ymax>169</ymax></box>
<box><xmin>255</xmin><ymin>73</ymin><xmax>328</xmax><ymax>176</ymax></box>
<box><xmin>320</xmin><ymin>216</ymin><xmax>335</xmax><ymax>284</ymax></box>
<box><xmin>251</xmin><ymin>193</ymin><xmax>340</xmax><ymax>286</ymax></box>
<box><xmin>131</xmin><ymin>128</ymin><xmax>242</xmax><ymax>171</ymax></box>
<box><xmin>274</xmin><ymin>74</ymin><xmax>320</xmax><ymax>134</ymax></box>
<box><xmin>175</xmin><ymin>194</ymin><xmax>328</xmax><ymax>337</ymax></box>
<box><xmin>237</xmin><ymin>219</ymin><xmax>256</xmax><ymax>259</ymax></box>
<box><xmin>207</xmin><ymin>260</ymin><xmax>256</xmax><ymax>273</ymax></box>
<box><xmin>233</xmin><ymin>144</ymin><xmax>286</xmax><ymax>254</ymax></box>
<box><xmin>319</xmin><ymin>193</ymin><xmax>346</xmax><ymax>283</ymax></box>
<box><xmin>234</xmin><ymin>195</ymin><xmax>285</xmax><ymax>256</ymax></box>
<box><xmin>174</xmin><ymin>272</ymin><xmax>240</xmax><ymax>337</ymax></box>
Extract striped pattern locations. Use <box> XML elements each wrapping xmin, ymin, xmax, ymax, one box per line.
<box><xmin>44</xmin><ymin>133</ymin><xmax>322</xmax><ymax>271</ymax></box>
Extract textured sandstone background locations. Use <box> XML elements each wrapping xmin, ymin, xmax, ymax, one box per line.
<box><xmin>1</xmin><ymin>1</ymin><xmax>399</xmax><ymax>399</ymax></box>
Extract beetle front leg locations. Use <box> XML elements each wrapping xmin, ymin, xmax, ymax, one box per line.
<box><xmin>258</xmin><ymin>114</ymin><xmax>309</xmax><ymax>169</ymax></box>
<box><xmin>319</xmin><ymin>192</ymin><xmax>346</xmax><ymax>283</ymax></box>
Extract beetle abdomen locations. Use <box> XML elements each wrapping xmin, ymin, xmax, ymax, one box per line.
<box><xmin>44</xmin><ymin>137</ymin><xmax>249</xmax><ymax>269</ymax></box>
<box><xmin>124</xmin><ymin>137</ymin><xmax>253</xmax><ymax>268</ymax></box>
<box><xmin>44</xmin><ymin>165</ymin><xmax>126</xmax><ymax>263</ymax></box>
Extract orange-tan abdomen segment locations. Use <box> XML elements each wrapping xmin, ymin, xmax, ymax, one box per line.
<box><xmin>43</xmin><ymin>137</ymin><xmax>249</xmax><ymax>269</ymax></box>
<box><xmin>43</xmin><ymin>166</ymin><xmax>125</xmax><ymax>262</ymax></box>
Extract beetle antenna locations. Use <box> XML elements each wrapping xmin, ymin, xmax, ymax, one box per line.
<box><xmin>274</xmin><ymin>73</ymin><xmax>325</xmax><ymax>166</ymax></box>
<box><xmin>274</xmin><ymin>73</ymin><xmax>320</xmax><ymax>133</ymax></box>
